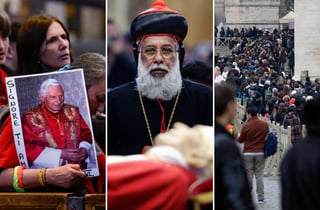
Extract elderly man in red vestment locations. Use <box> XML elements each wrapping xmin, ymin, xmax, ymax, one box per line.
<box><xmin>22</xmin><ymin>78</ymin><xmax>93</xmax><ymax>169</ymax></box>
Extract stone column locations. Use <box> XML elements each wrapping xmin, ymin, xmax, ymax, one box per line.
<box><xmin>294</xmin><ymin>0</ymin><xmax>320</xmax><ymax>81</ymax></box>
<box><xmin>214</xmin><ymin>0</ymin><xmax>225</xmax><ymax>26</ymax></box>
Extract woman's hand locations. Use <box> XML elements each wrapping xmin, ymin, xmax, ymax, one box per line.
<box><xmin>46</xmin><ymin>164</ymin><xmax>86</xmax><ymax>189</ymax></box>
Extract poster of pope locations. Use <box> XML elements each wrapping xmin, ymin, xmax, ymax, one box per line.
<box><xmin>5</xmin><ymin>69</ymin><xmax>99</xmax><ymax>177</ymax></box>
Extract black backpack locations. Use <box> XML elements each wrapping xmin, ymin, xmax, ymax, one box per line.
<box><xmin>264</xmin><ymin>132</ymin><xmax>278</xmax><ymax>158</ymax></box>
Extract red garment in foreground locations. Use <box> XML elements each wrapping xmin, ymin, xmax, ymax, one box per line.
<box><xmin>0</xmin><ymin>67</ymin><xmax>9</xmax><ymax>106</ymax></box>
<box><xmin>0</xmin><ymin>116</ymin><xmax>19</xmax><ymax>168</ymax></box>
<box><xmin>107</xmin><ymin>160</ymin><xmax>197</xmax><ymax>210</ymax></box>
<box><xmin>0</xmin><ymin>116</ymin><xmax>105</xmax><ymax>193</ymax></box>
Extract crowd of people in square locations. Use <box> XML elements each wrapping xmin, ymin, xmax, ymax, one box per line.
<box><xmin>214</xmin><ymin>25</ymin><xmax>317</xmax><ymax>146</ymax></box>
<box><xmin>215</xmin><ymin>24</ymin><xmax>320</xmax><ymax>210</ymax></box>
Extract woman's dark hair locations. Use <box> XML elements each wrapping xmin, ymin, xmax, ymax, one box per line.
<box><xmin>0</xmin><ymin>10</ymin><xmax>11</xmax><ymax>38</ymax></box>
<box><xmin>17</xmin><ymin>15</ymin><xmax>73</xmax><ymax>75</ymax></box>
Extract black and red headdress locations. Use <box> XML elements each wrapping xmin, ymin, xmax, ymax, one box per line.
<box><xmin>130</xmin><ymin>0</ymin><xmax>188</xmax><ymax>67</ymax></box>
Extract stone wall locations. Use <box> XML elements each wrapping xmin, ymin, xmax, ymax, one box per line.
<box><xmin>224</xmin><ymin>0</ymin><xmax>280</xmax><ymax>30</ymax></box>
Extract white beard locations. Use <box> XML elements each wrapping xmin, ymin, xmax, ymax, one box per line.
<box><xmin>136</xmin><ymin>53</ymin><xmax>182</xmax><ymax>101</ymax></box>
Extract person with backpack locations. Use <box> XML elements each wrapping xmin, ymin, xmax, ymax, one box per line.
<box><xmin>237</xmin><ymin>106</ymin><xmax>269</xmax><ymax>204</ymax></box>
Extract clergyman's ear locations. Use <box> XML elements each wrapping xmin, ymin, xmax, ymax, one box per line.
<box><xmin>39</xmin><ymin>94</ymin><xmax>44</xmax><ymax>102</ymax></box>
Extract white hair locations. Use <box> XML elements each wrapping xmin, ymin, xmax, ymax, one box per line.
<box><xmin>39</xmin><ymin>78</ymin><xmax>63</xmax><ymax>97</ymax></box>
<box><xmin>136</xmin><ymin>52</ymin><xmax>182</xmax><ymax>101</ymax></box>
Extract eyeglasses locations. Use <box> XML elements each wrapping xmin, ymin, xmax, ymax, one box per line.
<box><xmin>140</xmin><ymin>46</ymin><xmax>178</xmax><ymax>59</ymax></box>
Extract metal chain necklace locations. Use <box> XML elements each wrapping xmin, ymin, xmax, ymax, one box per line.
<box><xmin>138</xmin><ymin>83</ymin><xmax>182</xmax><ymax>145</ymax></box>
<box><xmin>42</xmin><ymin>107</ymin><xmax>64</xmax><ymax>136</ymax></box>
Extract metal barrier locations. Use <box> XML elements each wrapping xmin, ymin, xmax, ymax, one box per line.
<box><xmin>263</xmin><ymin>120</ymin><xmax>291</xmax><ymax>178</ymax></box>
<box><xmin>215</xmin><ymin>37</ymin><xmax>229</xmax><ymax>47</ymax></box>
<box><xmin>214</xmin><ymin>36</ymin><xmax>254</xmax><ymax>48</ymax></box>
<box><xmin>234</xmin><ymin>98</ymin><xmax>245</xmax><ymax>135</ymax></box>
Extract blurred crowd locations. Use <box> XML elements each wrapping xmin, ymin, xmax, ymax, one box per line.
<box><xmin>214</xmin><ymin>26</ymin><xmax>320</xmax><ymax>145</ymax></box>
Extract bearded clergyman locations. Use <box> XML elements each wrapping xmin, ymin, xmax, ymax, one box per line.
<box><xmin>107</xmin><ymin>0</ymin><xmax>213</xmax><ymax>155</ymax></box>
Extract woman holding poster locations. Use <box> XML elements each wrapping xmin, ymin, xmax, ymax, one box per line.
<box><xmin>0</xmin><ymin>10</ymin><xmax>105</xmax><ymax>194</ymax></box>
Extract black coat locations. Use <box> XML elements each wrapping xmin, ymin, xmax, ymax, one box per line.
<box><xmin>107</xmin><ymin>80</ymin><xmax>213</xmax><ymax>155</ymax></box>
<box><xmin>215</xmin><ymin>122</ymin><xmax>255</xmax><ymax>210</ymax></box>
<box><xmin>281</xmin><ymin>134</ymin><xmax>320</xmax><ymax>210</ymax></box>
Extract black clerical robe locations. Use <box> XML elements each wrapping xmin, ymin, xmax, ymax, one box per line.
<box><xmin>280</xmin><ymin>134</ymin><xmax>320</xmax><ymax>210</ymax></box>
<box><xmin>107</xmin><ymin>80</ymin><xmax>212</xmax><ymax>155</ymax></box>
